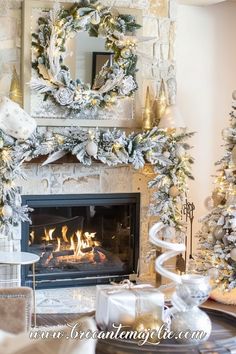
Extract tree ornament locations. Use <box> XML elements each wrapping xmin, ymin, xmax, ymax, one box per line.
<box><xmin>207</xmin><ymin>267</ymin><xmax>219</xmax><ymax>280</ymax></box>
<box><xmin>90</xmin><ymin>11</ymin><xmax>101</xmax><ymax>25</ymax></box>
<box><xmin>169</xmin><ymin>185</ymin><xmax>180</xmax><ymax>198</ymax></box>
<box><xmin>85</xmin><ymin>140</ymin><xmax>98</xmax><ymax>157</ymax></box>
<box><xmin>222</xmin><ymin>128</ymin><xmax>231</xmax><ymax>139</ymax></box>
<box><xmin>212</xmin><ymin>189</ymin><xmax>225</xmax><ymax>207</ymax></box>
<box><xmin>121</xmin><ymin>48</ymin><xmax>131</xmax><ymax>59</ymax></box>
<box><xmin>231</xmin><ymin>145</ymin><xmax>236</xmax><ymax>164</ymax></box>
<box><xmin>1</xmin><ymin>204</ymin><xmax>13</xmax><ymax>218</ymax></box>
<box><xmin>213</xmin><ymin>226</ymin><xmax>225</xmax><ymax>240</ymax></box>
<box><xmin>132</xmin><ymin>314</ymin><xmax>164</xmax><ymax>344</ymax></box>
<box><xmin>232</xmin><ymin>90</ymin><xmax>236</xmax><ymax>100</ymax></box>
<box><xmin>230</xmin><ymin>248</ymin><xmax>236</xmax><ymax>261</ymax></box>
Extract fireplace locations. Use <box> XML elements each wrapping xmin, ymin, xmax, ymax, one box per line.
<box><xmin>21</xmin><ymin>193</ymin><xmax>140</xmax><ymax>289</ymax></box>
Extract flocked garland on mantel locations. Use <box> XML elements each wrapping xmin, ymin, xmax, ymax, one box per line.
<box><xmin>31</xmin><ymin>1</ymin><xmax>141</xmax><ymax>112</ymax></box>
<box><xmin>0</xmin><ymin>126</ymin><xmax>194</xmax><ymax>236</ymax></box>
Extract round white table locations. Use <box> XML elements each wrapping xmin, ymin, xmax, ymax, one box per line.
<box><xmin>0</xmin><ymin>251</ymin><xmax>40</xmax><ymax>327</ymax></box>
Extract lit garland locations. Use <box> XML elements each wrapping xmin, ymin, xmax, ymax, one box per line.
<box><xmin>31</xmin><ymin>1</ymin><xmax>141</xmax><ymax>112</ymax></box>
<box><xmin>0</xmin><ymin>127</ymin><xmax>194</xmax><ymax>235</ymax></box>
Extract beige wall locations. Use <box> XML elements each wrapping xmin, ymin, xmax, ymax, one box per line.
<box><xmin>176</xmin><ymin>1</ymin><xmax>236</xmax><ymax>251</ymax></box>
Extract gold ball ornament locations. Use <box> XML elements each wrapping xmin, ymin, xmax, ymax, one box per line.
<box><xmin>132</xmin><ymin>314</ymin><xmax>164</xmax><ymax>344</ymax></box>
<box><xmin>212</xmin><ymin>190</ymin><xmax>225</xmax><ymax>207</ymax></box>
<box><xmin>213</xmin><ymin>226</ymin><xmax>225</xmax><ymax>240</ymax></box>
<box><xmin>1</xmin><ymin>204</ymin><xmax>13</xmax><ymax>218</ymax></box>
<box><xmin>85</xmin><ymin>141</ymin><xmax>98</xmax><ymax>157</ymax></box>
<box><xmin>169</xmin><ymin>185</ymin><xmax>180</xmax><ymax>198</ymax></box>
<box><xmin>230</xmin><ymin>247</ymin><xmax>236</xmax><ymax>261</ymax></box>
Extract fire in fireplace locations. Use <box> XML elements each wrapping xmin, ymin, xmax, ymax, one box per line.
<box><xmin>21</xmin><ymin>194</ymin><xmax>140</xmax><ymax>288</ymax></box>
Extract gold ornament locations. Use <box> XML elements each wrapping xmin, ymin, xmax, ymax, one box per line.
<box><xmin>169</xmin><ymin>185</ymin><xmax>180</xmax><ymax>198</ymax></box>
<box><xmin>9</xmin><ymin>66</ymin><xmax>22</xmax><ymax>107</ymax></box>
<box><xmin>132</xmin><ymin>314</ymin><xmax>164</xmax><ymax>344</ymax></box>
<box><xmin>153</xmin><ymin>79</ymin><xmax>167</xmax><ymax>125</ymax></box>
<box><xmin>212</xmin><ymin>189</ymin><xmax>225</xmax><ymax>207</ymax></box>
<box><xmin>142</xmin><ymin>86</ymin><xmax>154</xmax><ymax>130</ymax></box>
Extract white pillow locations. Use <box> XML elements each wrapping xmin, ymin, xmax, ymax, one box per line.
<box><xmin>0</xmin><ymin>97</ymin><xmax>37</xmax><ymax>140</ymax></box>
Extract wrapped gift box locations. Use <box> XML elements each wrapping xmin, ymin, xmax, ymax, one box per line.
<box><xmin>95</xmin><ymin>283</ymin><xmax>164</xmax><ymax>330</ymax></box>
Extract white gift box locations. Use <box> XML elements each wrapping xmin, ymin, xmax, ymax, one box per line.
<box><xmin>95</xmin><ymin>283</ymin><xmax>164</xmax><ymax>330</ymax></box>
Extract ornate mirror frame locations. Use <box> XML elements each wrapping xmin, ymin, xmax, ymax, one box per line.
<box><xmin>21</xmin><ymin>0</ymin><xmax>143</xmax><ymax>127</ymax></box>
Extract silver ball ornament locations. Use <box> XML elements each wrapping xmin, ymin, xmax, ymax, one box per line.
<box><xmin>90</xmin><ymin>11</ymin><xmax>101</xmax><ymax>25</ymax></box>
<box><xmin>171</xmin><ymin>307</ymin><xmax>212</xmax><ymax>344</ymax></box>
<box><xmin>2</xmin><ymin>204</ymin><xmax>13</xmax><ymax>218</ymax></box>
<box><xmin>85</xmin><ymin>140</ymin><xmax>98</xmax><ymax>157</ymax></box>
<box><xmin>230</xmin><ymin>247</ymin><xmax>236</xmax><ymax>261</ymax></box>
<box><xmin>121</xmin><ymin>48</ymin><xmax>131</xmax><ymax>59</ymax></box>
<box><xmin>213</xmin><ymin>226</ymin><xmax>225</xmax><ymax>240</ymax></box>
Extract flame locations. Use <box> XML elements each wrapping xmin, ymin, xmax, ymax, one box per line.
<box><xmin>29</xmin><ymin>231</ymin><xmax>35</xmax><ymax>245</ymax></box>
<box><xmin>70</xmin><ymin>235</ymin><xmax>75</xmax><ymax>251</ymax></box>
<box><xmin>62</xmin><ymin>225</ymin><xmax>69</xmax><ymax>243</ymax></box>
<box><xmin>44</xmin><ymin>227</ymin><xmax>55</xmax><ymax>242</ymax></box>
<box><xmin>55</xmin><ymin>237</ymin><xmax>61</xmax><ymax>252</ymax></box>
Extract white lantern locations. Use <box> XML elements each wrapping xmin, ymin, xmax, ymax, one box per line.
<box><xmin>0</xmin><ymin>97</ymin><xmax>37</xmax><ymax>140</ymax></box>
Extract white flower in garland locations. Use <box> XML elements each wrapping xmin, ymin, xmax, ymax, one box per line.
<box><xmin>54</xmin><ymin>87</ymin><xmax>75</xmax><ymax>106</ymax></box>
<box><xmin>118</xmin><ymin>75</ymin><xmax>136</xmax><ymax>96</ymax></box>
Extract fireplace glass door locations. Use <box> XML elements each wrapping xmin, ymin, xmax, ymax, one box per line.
<box><xmin>21</xmin><ymin>194</ymin><xmax>140</xmax><ymax>288</ymax></box>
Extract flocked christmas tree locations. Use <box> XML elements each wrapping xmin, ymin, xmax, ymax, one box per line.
<box><xmin>196</xmin><ymin>92</ymin><xmax>236</xmax><ymax>292</ymax></box>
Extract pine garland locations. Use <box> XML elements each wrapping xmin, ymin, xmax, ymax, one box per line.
<box><xmin>0</xmin><ymin>127</ymin><xmax>193</xmax><ymax>236</ymax></box>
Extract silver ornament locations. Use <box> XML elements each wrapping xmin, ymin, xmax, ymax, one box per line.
<box><xmin>213</xmin><ymin>226</ymin><xmax>225</xmax><ymax>240</ymax></box>
<box><xmin>90</xmin><ymin>11</ymin><xmax>101</xmax><ymax>25</ymax></box>
<box><xmin>230</xmin><ymin>247</ymin><xmax>236</xmax><ymax>261</ymax></box>
<box><xmin>171</xmin><ymin>307</ymin><xmax>212</xmax><ymax>344</ymax></box>
<box><xmin>2</xmin><ymin>204</ymin><xmax>13</xmax><ymax>218</ymax></box>
<box><xmin>121</xmin><ymin>48</ymin><xmax>131</xmax><ymax>59</ymax></box>
<box><xmin>85</xmin><ymin>140</ymin><xmax>98</xmax><ymax>157</ymax></box>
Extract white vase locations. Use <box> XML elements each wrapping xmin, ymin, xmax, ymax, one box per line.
<box><xmin>210</xmin><ymin>287</ymin><xmax>236</xmax><ymax>305</ymax></box>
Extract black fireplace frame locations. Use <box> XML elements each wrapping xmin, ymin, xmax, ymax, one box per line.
<box><xmin>21</xmin><ymin>193</ymin><xmax>140</xmax><ymax>289</ymax></box>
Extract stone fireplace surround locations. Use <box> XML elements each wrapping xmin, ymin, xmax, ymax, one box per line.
<box><xmin>0</xmin><ymin>160</ymin><xmax>159</xmax><ymax>313</ymax></box>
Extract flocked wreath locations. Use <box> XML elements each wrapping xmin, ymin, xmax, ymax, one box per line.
<box><xmin>31</xmin><ymin>0</ymin><xmax>141</xmax><ymax>113</ymax></box>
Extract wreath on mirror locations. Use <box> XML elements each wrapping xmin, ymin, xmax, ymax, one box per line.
<box><xmin>31</xmin><ymin>0</ymin><xmax>141</xmax><ymax>113</ymax></box>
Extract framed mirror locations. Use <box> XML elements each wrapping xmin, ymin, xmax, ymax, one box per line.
<box><xmin>21</xmin><ymin>1</ymin><xmax>143</xmax><ymax>127</ymax></box>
